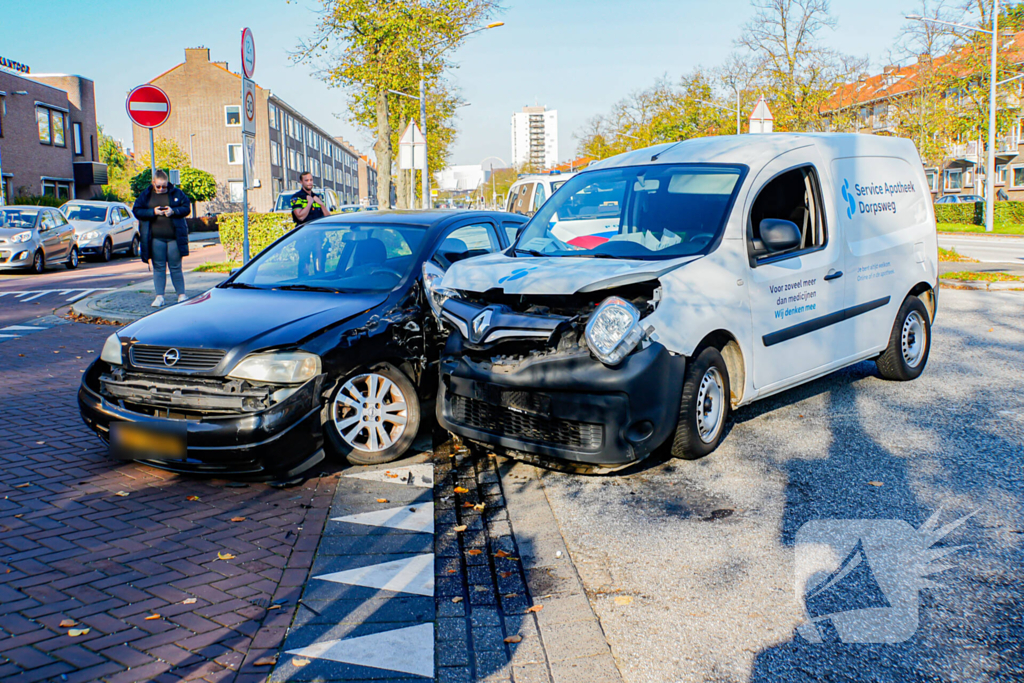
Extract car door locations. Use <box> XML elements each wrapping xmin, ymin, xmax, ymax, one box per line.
<box><xmin>114</xmin><ymin>207</ymin><xmax>133</xmax><ymax>247</ymax></box>
<box><xmin>431</xmin><ymin>219</ymin><xmax>503</xmax><ymax>270</ymax></box>
<box><xmin>51</xmin><ymin>210</ymin><xmax>75</xmax><ymax>257</ymax></box>
<box><xmin>38</xmin><ymin>211</ymin><xmax>63</xmax><ymax>260</ymax></box>
<box><xmin>744</xmin><ymin>147</ymin><xmax>852</xmax><ymax>391</ymax></box>
<box><xmin>501</xmin><ymin>217</ymin><xmax>528</xmax><ymax>246</ymax></box>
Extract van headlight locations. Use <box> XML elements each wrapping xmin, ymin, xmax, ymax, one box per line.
<box><xmin>422</xmin><ymin>262</ymin><xmax>461</xmax><ymax>320</ymax></box>
<box><xmin>10</xmin><ymin>231</ymin><xmax>32</xmax><ymax>243</ymax></box>
<box><xmin>227</xmin><ymin>351</ymin><xmax>321</xmax><ymax>384</ymax></box>
<box><xmin>585</xmin><ymin>297</ymin><xmax>644</xmax><ymax>366</ymax></box>
<box><xmin>100</xmin><ymin>333</ymin><xmax>122</xmax><ymax>365</ymax></box>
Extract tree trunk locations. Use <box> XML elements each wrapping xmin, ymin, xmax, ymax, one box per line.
<box><xmin>395</xmin><ymin>112</ymin><xmax>409</xmax><ymax>209</ymax></box>
<box><xmin>375</xmin><ymin>89</ymin><xmax>392</xmax><ymax>208</ymax></box>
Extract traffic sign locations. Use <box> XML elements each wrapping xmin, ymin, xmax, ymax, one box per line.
<box><xmin>243</xmin><ymin>134</ymin><xmax>257</xmax><ymax>189</ymax></box>
<box><xmin>241</xmin><ymin>28</ymin><xmax>256</xmax><ymax>79</ymax></box>
<box><xmin>126</xmin><ymin>85</ymin><xmax>171</xmax><ymax>129</ymax></box>
<box><xmin>398</xmin><ymin>122</ymin><xmax>426</xmax><ymax>170</ymax></box>
<box><xmin>242</xmin><ymin>78</ymin><xmax>256</xmax><ymax>136</ymax></box>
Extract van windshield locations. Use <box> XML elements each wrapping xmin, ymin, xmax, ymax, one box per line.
<box><xmin>514</xmin><ymin>164</ymin><xmax>744</xmax><ymax>260</ymax></box>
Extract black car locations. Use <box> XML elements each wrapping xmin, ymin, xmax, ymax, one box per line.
<box><xmin>78</xmin><ymin>210</ymin><xmax>527</xmax><ymax>478</ymax></box>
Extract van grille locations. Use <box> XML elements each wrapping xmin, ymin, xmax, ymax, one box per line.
<box><xmin>450</xmin><ymin>395</ymin><xmax>603</xmax><ymax>452</ymax></box>
<box><xmin>129</xmin><ymin>345</ymin><xmax>225</xmax><ymax>372</ymax></box>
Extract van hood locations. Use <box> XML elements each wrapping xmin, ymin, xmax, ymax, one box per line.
<box><xmin>441</xmin><ymin>252</ymin><xmax>699</xmax><ymax>295</ymax></box>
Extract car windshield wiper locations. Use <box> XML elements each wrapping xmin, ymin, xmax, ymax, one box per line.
<box><xmin>276</xmin><ymin>284</ymin><xmax>346</xmax><ymax>293</ymax></box>
<box><xmin>512</xmin><ymin>248</ymin><xmax>545</xmax><ymax>257</ymax></box>
<box><xmin>558</xmin><ymin>252</ymin><xmax>621</xmax><ymax>259</ymax></box>
<box><xmin>220</xmin><ymin>281</ymin><xmax>263</xmax><ymax>289</ymax></box>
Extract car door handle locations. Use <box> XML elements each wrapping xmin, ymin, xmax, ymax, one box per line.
<box><xmin>824</xmin><ymin>270</ymin><xmax>843</xmax><ymax>281</ymax></box>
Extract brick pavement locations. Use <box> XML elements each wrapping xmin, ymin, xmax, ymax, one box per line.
<box><xmin>0</xmin><ymin>322</ymin><xmax>339</xmax><ymax>683</ymax></box>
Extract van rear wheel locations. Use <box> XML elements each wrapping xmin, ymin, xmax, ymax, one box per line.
<box><xmin>670</xmin><ymin>347</ymin><xmax>730</xmax><ymax>460</ymax></box>
<box><xmin>876</xmin><ymin>295</ymin><xmax>931</xmax><ymax>381</ymax></box>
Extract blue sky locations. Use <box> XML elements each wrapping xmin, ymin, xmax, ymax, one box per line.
<box><xmin>4</xmin><ymin>0</ymin><xmax>926</xmax><ymax>167</ymax></box>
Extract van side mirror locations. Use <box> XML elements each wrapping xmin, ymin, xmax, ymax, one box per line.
<box><xmin>760</xmin><ymin>219</ymin><xmax>801</xmax><ymax>253</ymax></box>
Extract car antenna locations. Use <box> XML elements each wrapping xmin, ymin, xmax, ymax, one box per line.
<box><xmin>650</xmin><ymin>140</ymin><xmax>686</xmax><ymax>162</ymax></box>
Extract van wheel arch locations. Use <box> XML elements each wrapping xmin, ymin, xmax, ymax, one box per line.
<box><xmin>908</xmin><ymin>283</ymin><xmax>937</xmax><ymax>322</ymax></box>
<box><xmin>691</xmin><ymin>330</ymin><xmax>746</xmax><ymax>407</ymax></box>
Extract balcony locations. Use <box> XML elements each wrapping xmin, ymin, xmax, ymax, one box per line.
<box><xmin>949</xmin><ymin>135</ymin><xmax>1021</xmax><ymax>162</ymax></box>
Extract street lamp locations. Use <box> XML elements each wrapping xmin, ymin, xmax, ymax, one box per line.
<box><xmin>908</xmin><ymin>4</ymin><xmax>998</xmax><ymax>232</ymax></box>
<box><xmin>417</xmin><ymin>21</ymin><xmax>504</xmax><ymax>209</ymax></box>
<box><xmin>696</xmin><ymin>95</ymin><xmax>742</xmax><ymax>135</ymax></box>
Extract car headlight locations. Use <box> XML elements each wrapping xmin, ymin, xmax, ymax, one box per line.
<box><xmin>100</xmin><ymin>333</ymin><xmax>122</xmax><ymax>365</ymax></box>
<box><xmin>10</xmin><ymin>231</ymin><xmax>32</xmax><ymax>244</ymax></box>
<box><xmin>227</xmin><ymin>351</ymin><xmax>321</xmax><ymax>384</ymax></box>
<box><xmin>585</xmin><ymin>297</ymin><xmax>644</xmax><ymax>366</ymax></box>
<box><xmin>422</xmin><ymin>262</ymin><xmax>461</xmax><ymax>320</ymax></box>
<box><xmin>81</xmin><ymin>230</ymin><xmax>100</xmax><ymax>241</ymax></box>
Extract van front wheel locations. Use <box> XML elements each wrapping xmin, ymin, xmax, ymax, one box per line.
<box><xmin>670</xmin><ymin>347</ymin><xmax>731</xmax><ymax>460</ymax></box>
<box><xmin>876</xmin><ymin>295</ymin><xmax>931</xmax><ymax>381</ymax></box>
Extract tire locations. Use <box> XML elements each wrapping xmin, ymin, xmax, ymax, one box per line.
<box><xmin>65</xmin><ymin>246</ymin><xmax>80</xmax><ymax>269</ymax></box>
<box><xmin>30</xmin><ymin>251</ymin><xmax>44</xmax><ymax>274</ymax></box>
<box><xmin>324</xmin><ymin>364</ymin><xmax>421</xmax><ymax>465</ymax></box>
<box><xmin>101</xmin><ymin>239</ymin><xmax>113</xmax><ymax>262</ymax></box>
<box><xmin>876</xmin><ymin>295</ymin><xmax>931</xmax><ymax>381</ymax></box>
<box><xmin>670</xmin><ymin>347</ymin><xmax>731</xmax><ymax>460</ymax></box>
<box><xmin>130</xmin><ymin>235</ymin><xmax>141</xmax><ymax>258</ymax></box>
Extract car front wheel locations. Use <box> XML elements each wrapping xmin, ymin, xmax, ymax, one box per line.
<box><xmin>101</xmin><ymin>239</ymin><xmax>113</xmax><ymax>262</ymax></box>
<box><xmin>324</xmin><ymin>364</ymin><xmax>421</xmax><ymax>465</ymax></box>
<box><xmin>670</xmin><ymin>347</ymin><xmax>731</xmax><ymax>460</ymax></box>
<box><xmin>30</xmin><ymin>251</ymin><xmax>44</xmax><ymax>274</ymax></box>
<box><xmin>65</xmin><ymin>246</ymin><xmax>80</xmax><ymax>269</ymax></box>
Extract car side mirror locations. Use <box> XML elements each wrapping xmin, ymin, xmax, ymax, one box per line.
<box><xmin>760</xmin><ymin>219</ymin><xmax>801</xmax><ymax>253</ymax></box>
<box><xmin>229</xmin><ymin>268</ymin><xmax>241</xmax><ymax>276</ymax></box>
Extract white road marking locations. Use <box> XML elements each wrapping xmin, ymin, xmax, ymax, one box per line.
<box><xmin>64</xmin><ymin>289</ymin><xmax>95</xmax><ymax>302</ymax></box>
<box><xmin>286</xmin><ymin>623</ymin><xmax>434</xmax><ymax>678</ymax></box>
<box><xmin>344</xmin><ymin>463</ymin><xmax>434</xmax><ymax>488</ymax></box>
<box><xmin>20</xmin><ymin>292</ymin><xmax>50</xmax><ymax>302</ymax></box>
<box><xmin>1</xmin><ymin>325</ymin><xmax>44</xmax><ymax>331</ymax></box>
<box><xmin>331</xmin><ymin>503</ymin><xmax>434</xmax><ymax>534</ymax></box>
<box><xmin>314</xmin><ymin>553</ymin><xmax>435</xmax><ymax>597</ymax></box>
<box><xmin>0</xmin><ymin>288</ymin><xmax>114</xmax><ymax>303</ymax></box>
<box><xmin>0</xmin><ymin>334</ymin><xmax>20</xmax><ymax>339</ymax></box>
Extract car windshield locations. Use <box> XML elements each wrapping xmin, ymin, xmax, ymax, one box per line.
<box><xmin>0</xmin><ymin>209</ymin><xmax>40</xmax><ymax>228</ymax></box>
<box><xmin>514</xmin><ymin>164</ymin><xmax>744</xmax><ymax>260</ymax></box>
<box><xmin>228</xmin><ymin>221</ymin><xmax>427</xmax><ymax>292</ymax></box>
<box><xmin>63</xmin><ymin>205</ymin><xmax>107</xmax><ymax>222</ymax></box>
<box><xmin>273</xmin><ymin>194</ymin><xmax>292</xmax><ymax>212</ymax></box>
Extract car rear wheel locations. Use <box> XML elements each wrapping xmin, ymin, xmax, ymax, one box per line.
<box><xmin>65</xmin><ymin>246</ymin><xmax>80</xmax><ymax>269</ymax></box>
<box><xmin>324</xmin><ymin>364</ymin><xmax>421</xmax><ymax>465</ymax></box>
<box><xmin>30</xmin><ymin>251</ymin><xmax>44</xmax><ymax>274</ymax></box>
<box><xmin>669</xmin><ymin>347</ymin><xmax>731</xmax><ymax>460</ymax></box>
<box><xmin>876</xmin><ymin>295</ymin><xmax>931</xmax><ymax>381</ymax></box>
<box><xmin>101</xmin><ymin>239</ymin><xmax>113</xmax><ymax>262</ymax></box>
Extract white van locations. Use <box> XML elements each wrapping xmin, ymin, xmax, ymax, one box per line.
<box><xmin>428</xmin><ymin>134</ymin><xmax>938</xmax><ymax>472</ymax></box>
<box><xmin>505</xmin><ymin>172</ymin><xmax>576</xmax><ymax>217</ymax></box>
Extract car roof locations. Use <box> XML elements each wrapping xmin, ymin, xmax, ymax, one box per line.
<box><xmin>64</xmin><ymin>200</ymin><xmax>122</xmax><ymax>206</ymax></box>
<box><xmin>513</xmin><ymin>173</ymin><xmax>576</xmax><ymax>184</ymax></box>
<box><xmin>1</xmin><ymin>205</ymin><xmax>48</xmax><ymax>210</ymax></box>
<box><xmin>316</xmin><ymin>209</ymin><xmax>522</xmax><ymax>229</ymax></box>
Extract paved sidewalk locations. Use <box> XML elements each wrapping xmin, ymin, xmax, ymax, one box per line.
<box><xmin>71</xmin><ymin>271</ymin><xmax>228</xmax><ymax>325</ymax></box>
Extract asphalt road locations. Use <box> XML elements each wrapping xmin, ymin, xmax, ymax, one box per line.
<box><xmin>937</xmin><ymin>234</ymin><xmax>1024</xmax><ymax>265</ymax></box>
<box><xmin>537</xmin><ymin>288</ymin><xmax>1023</xmax><ymax>683</ymax></box>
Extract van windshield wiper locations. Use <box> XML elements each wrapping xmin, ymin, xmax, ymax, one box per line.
<box><xmin>276</xmin><ymin>284</ymin><xmax>345</xmax><ymax>293</ymax></box>
<box><xmin>512</xmin><ymin>248</ymin><xmax>545</xmax><ymax>257</ymax></box>
<box><xmin>220</xmin><ymin>281</ymin><xmax>263</xmax><ymax>289</ymax></box>
<box><xmin>558</xmin><ymin>252</ymin><xmax>621</xmax><ymax>259</ymax></box>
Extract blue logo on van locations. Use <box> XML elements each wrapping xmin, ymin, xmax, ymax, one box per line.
<box><xmin>841</xmin><ymin>180</ymin><xmax>856</xmax><ymax>219</ymax></box>
<box><xmin>498</xmin><ymin>266</ymin><xmax>538</xmax><ymax>284</ymax></box>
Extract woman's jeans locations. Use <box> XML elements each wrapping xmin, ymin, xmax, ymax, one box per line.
<box><xmin>151</xmin><ymin>238</ymin><xmax>185</xmax><ymax>297</ymax></box>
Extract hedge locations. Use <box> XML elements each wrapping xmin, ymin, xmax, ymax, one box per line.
<box><xmin>12</xmin><ymin>194</ymin><xmax>65</xmax><ymax>207</ymax></box>
<box><xmin>218</xmin><ymin>212</ymin><xmax>292</xmax><ymax>261</ymax></box>
<box><xmin>933</xmin><ymin>201</ymin><xmax>1024</xmax><ymax>225</ymax></box>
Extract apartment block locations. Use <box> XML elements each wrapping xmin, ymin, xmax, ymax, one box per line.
<box><xmin>511</xmin><ymin>105</ymin><xmax>558</xmax><ymax>169</ymax></box>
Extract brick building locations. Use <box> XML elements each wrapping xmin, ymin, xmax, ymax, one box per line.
<box><xmin>132</xmin><ymin>48</ymin><xmax>366</xmax><ymax>214</ymax></box>
<box><xmin>0</xmin><ymin>67</ymin><xmax>106</xmax><ymax>204</ymax></box>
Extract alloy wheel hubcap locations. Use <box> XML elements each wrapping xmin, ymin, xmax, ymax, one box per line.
<box><xmin>695</xmin><ymin>367</ymin><xmax>725</xmax><ymax>443</ymax></box>
<box><xmin>332</xmin><ymin>373</ymin><xmax>408</xmax><ymax>452</ymax></box>
<box><xmin>902</xmin><ymin>310</ymin><xmax>926</xmax><ymax>368</ymax></box>
<box><xmin>70</xmin><ymin>250</ymin><xmax>78</xmax><ymax>266</ymax></box>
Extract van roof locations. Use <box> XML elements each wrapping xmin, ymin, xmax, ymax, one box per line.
<box><xmin>589</xmin><ymin>133</ymin><xmax>920</xmax><ymax>171</ymax></box>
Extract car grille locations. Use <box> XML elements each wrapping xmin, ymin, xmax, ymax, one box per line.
<box><xmin>129</xmin><ymin>345</ymin><xmax>226</xmax><ymax>371</ymax></box>
<box><xmin>450</xmin><ymin>394</ymin><xmax>603</xmax><ymax>452</ymax></box>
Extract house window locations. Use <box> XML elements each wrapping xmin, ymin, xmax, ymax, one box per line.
<box><xmin>228</xmin><ymin>181</ymin><xmax>244</xmax><ymax>203</ymax></box>
<box><xmin>925</xmin><ymin>169</ymin><xmax>938</xmax><ymax>192</ymax></box>
<box><xmin>1012</xmin><ymin>166</ymin><xmax>1024</xmax><ymax>189</ymax></box>
<box><xmin>0</xmin><ymin>95</ymin><xmax>5</xmax><ymax>138</ymax></box>
<box><xmin>225</xmin><ymin>106</ymin><xmax>241</xmax><ymax>126</ymax></box>
<box><xmin>52</xmin><ymin>112</ymin><xmax>66</xmax><ymax>147</ymax></box>
<box><xmin>271</xmin><ymin>141</ymin><xmax>281</xmax><ymax>167</ymax></box>
<box><xmin>227</xmin><ymin>144</ymin><xmax>242</xmax><ymax>165</ymax></box>
<box><xmin>945</xmin><ymin>169</ymin><xmax>963</xmax><ymax>191</ymax></box>
<box><xmin>269</xmin><ymin>104</ymin><xmax>279</xmax><ymax>130</ymax></box>
<box><xmin>73</xmin><ymin>122</ymin><xmax>83</xmax><ymax>155</ymax></box>
<box><xmin>37</xmin><ymin>107</ymin><xmax>51</xmax><ymax>144</ymax></box>
<box><xmin>964</xmin><ymin>170</ymin><xmax>973</xmax><ymax>187</ymax></box>
<box><xmin>997</xmin><ymin>164</ymin><xmax>1007</xmax><ymax>184</ymax></box>
<box><xmin>42</xmin><ymin>179</ymin><xmax>72</xmax><ymax>199</ymax></box>
<box><xmin>288</xmin><ymin>148</ymin><xmax>297</xmax><ymax>171</ymax></box>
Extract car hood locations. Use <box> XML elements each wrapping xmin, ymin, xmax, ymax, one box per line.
<box><xmin>68</xmin><ymin>220</ymin><xmax>107</xmax><ymax>233</ymax></box>
<box><xmin>441</xmin><ymin>252</ymin><xmax>700</xmax><ymax>295</ymax></box>
<box><xmin>120</xmin><ymin>286</ymin><xmax>389</xmax><ymax>352</ymax></box>
<box><xmin>0</xmin><ymin>227</ymin><xmax>36</xmax><ymax>238</ymax></box>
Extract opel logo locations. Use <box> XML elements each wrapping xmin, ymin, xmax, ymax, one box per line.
<box><xmin>471</xmin><ymin>309</ymin><xmax>493</xmax><ymax>342</ymax></box>
<box><xmin>163</xmin><ymin>348</ymin><xmax>180</xmax><ymax>367</ymax></box>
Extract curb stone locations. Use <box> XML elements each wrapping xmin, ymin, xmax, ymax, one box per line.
<box><xmin>71</xmin><ymin>271</ymin><xmax>228</xmax><ymax>325</ymax></box>
<box><xmin>940</xmin><ymin>279</ymin><xmax>1024</xmax><ymax>291</ymax></box>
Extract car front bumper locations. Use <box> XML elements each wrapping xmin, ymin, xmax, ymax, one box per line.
<box><xmin>0</xmin><ymin>247</ymin><xmax>33</xmax><ymax>269</ymax></box>
<box><xmin>78</xmin><ymin>360</ymin><xmax>325</xmax><ymax>478</ymax></box>
<box><xmin>437</xmin><ymin>335</ymin><xmax>686</xmax><ymax>472</ymax></box>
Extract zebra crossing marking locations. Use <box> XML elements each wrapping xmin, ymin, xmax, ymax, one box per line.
<box><xmin>313</xmin><ymin>553</ymin><xmax>435</xmax><ymax>597</ymax></box>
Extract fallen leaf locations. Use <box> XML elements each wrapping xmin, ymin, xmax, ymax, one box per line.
<box><xmin>526</xmin><ymin>605</ymin><xmax>543</xmax><ymax>613</ymax></box>
<box><xmin>409</xmin><ymin>507</ymin><xmax>416</xmax><ymax>512</ymax></box>
<box><xmin>183</xmin><ymin>598</ymin><xmax>197</xmax><ymax>604</ymax></box>
<box><xmin>504</xmin><ymin>635</ymin><xmax>523</xmax><ymax>643</ymax></box>
<box><xmin>14</xmin><ymin>483</ymin><xmax>31</xmax><ymax>488</ymax></box>
<box><xmin>504</xmin><ymin>593</ymin><xmax>518</xmax><ymax>598</ymax></box>
<box><xmin>989</xmin><ymin>328</ymin><xmax>994</xmax><ymax>332</ymax></box>
<box><xmin>68</xmin><ymin>628</ymin><xmax>91</xmax><ymax>637</ymax></box>
<box><xmin>473</xmin><ymin>503</ymin><xmax>486</xmax><ymax>512</ymax></box>
<box><xmin>467</xmin><ymin>549</ymin><xmax>483</xmax><ymax>556</ymax></box>
<box><xmin>494</xmin><ymin>550</ymin><xmax>510</xmax><ymax>558</ymax></box>
<box><xmin>186</xmin><ymin>495</ymin><xmax>200</xmax><ymax>501</ymax></box>
<box><xmin>267</xmin><ymin>604</ymin><xmax>281</xmax><ymax>610</ymax></box>
<box><xmin>14</xmin><ymin>514</ymin><xmax>23</xmax><ymax>519</ymax></box>
<box><xmin>446</xmin><ymin>568</ymin><xmax>458</xmax><ymax>574</ymax></box>
<box><xmin>487</xmin><ymin>453</ymin><xmax>497</xmax><ymax>458</ymax></box>
<box><xmin>217</xmin><ymin>552</ymin><xmax>236</xmax><ymax>560</ymax></box>
<box><xmin>462</xmin><ymin>502</ymin><xmax>474</xmax><ymax>508</ymax></box>
<box><xmin>230</xmin><ymin>517</ymin><xmax>246</xmax><ymax>522</ymax></box>
<box><xmin>614</xmin><ymin>596</ymin><xmax>633</xmax><ymax>606</ymax></box>
<box><xmin>451</xmin><ymin>596</ymin><xmax>463</xmax><ymax>603</ymax></box>
<box><xmin>453</xmin><ymin>525</ymin><xmax>467</xmax><ymax>532</ymax></box>
<box><xmin>59</xmin><ymin>619</ymin><xmax>76</xmax><ymax>628</ymax></box>
<box><xmin>115</xmin><ymin>491</ymin><xmax>130</xmax><ymax>497</ymax></box>
<box><xmin>454</xmin><ymin>486</ymin><xmax>469</xmax><ymax>494</ymax></box>
<box><xmin>144</xmin><ymin>614</ymin><xmax>161</xmax><ymax>620</ymax></box>
<box><xmin>36</xmin><ymin>441</ymin><xmax>44</xmax><ymax>444</ymax></box>
<box><xmin>798</xmin><ymin>414</ymin><xmax>804</xmax><ymax>418</ymax></box>
<box><xmin>867</xmin><ymin>481</ymin><xmax>884</xmax><ymax>487</ymax></box>
<box><xmin>385</xmin><ymin>472</ymin><xmax>398</xmax><ymax>479</ymax></box>
<box><xmin>500</xmin><ymin>571</ymin><xmax>514</xmax><ymax>579</ymax></box>
<box><xmin>376</xmin><ymin>498</ymin><xmax>389</xmax><ymax>503</ymax></box>
<box><xmin>291</xmin><ymin>657</ymin><xmax>311</xmax><ymax>667</ymax></box>
<box><xmin>254</xmin><ymin>656</ymin><xmax>278</xmax><ymax>666</ymax></box>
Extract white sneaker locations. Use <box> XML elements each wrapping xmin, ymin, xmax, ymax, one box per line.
<box><xmin>178</xmin><ymin>294</ymin><xmax>189</xmax><ymax>303</ymax></box>
<box><xmin>151</xmin><ymin>295</ymin><xmax>165</xmax><ymax>307</ymax></box>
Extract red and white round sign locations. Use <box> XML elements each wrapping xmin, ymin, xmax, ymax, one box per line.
<box><xmin>241</xmin><ymin>27</ymin><xmax>256</xmax><ymax>79</ymax></box>
<box><xmin>126</xmin><ymin>85</ymin><xmax>171</xmax><ymax>129</ymax></box>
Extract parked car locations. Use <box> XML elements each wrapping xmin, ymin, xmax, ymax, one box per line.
<box><xmin>78</xmin><ymin>209</ymin><xmax>528</xmax><ymax>479</ymax></box>
<box><xmin>935</xmin><ymin>194</ymin><xmax>984</xmax><ymax>204</ymax></box>
<box><xmin>505</xmin><ymin>172</ymin><xmax>576</xmax><ymax>217</ymax></box>
<box><xmin>272</xmin><ymin>188</ymin><xmax>341</xmax><ymax>215</ymax></box>
<box><xmin>0</xmin><ymin>205</ymin><xmax>80</xmax><ymax>273</ymax></box>
<box><xmin>431</xmin><ymin>133</ymin><xmax>939</xmax><ymax>473</ymax></box>
<box><xmin>61</xmin><ymin>200</ymin><xmax>140</xmax><ymax>261</ymax></box>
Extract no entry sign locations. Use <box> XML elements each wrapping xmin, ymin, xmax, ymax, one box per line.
<box><xmin>126</xmin><ymin>85</ymin><xmax>171</xmax><ymax>128</ymax></box>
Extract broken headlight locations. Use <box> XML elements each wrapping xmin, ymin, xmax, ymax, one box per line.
<box><xmin>227</xmin><ymin>351</ymin><xmax>321</xmax><ymax>384</ymax></box>
<box><xmin>422</xmin><ymin>262</ymin><xmax>461</xmax><ymax>321</ymax></box>
<box><xmin>100</xmin><ymin>333</ymin><xmax>122</xmax><ymax>365</ymax></box>
<box><xmin>585</xmin><ymin>297</ymin><xmax>644</xmax><ymax>366</ymax></box>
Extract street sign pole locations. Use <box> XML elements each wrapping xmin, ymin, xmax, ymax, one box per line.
<box><xmin>240</xmin><ymin>28</ymin><xmax>256</xmax><ymax>263</ymax></box>
<box><xmin>149</xmin><ymin>128</ymin><xmax>156</xmax><ymax>184</ymax></box>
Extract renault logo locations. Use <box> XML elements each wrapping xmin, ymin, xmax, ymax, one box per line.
<box><xmin>163</xmin><ymin>348</ymin><xmax>181</xmax><ymax>367</ymax></box>
<box><xmin>471</xmin><ymin>309</ymin><xmax>494</xmax><ymax>342</ymax></box>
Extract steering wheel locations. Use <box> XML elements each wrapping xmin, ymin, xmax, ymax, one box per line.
<box><xmin>688</xmin><ymin>233</ymin><xmax>714</xmax><ymax>244</ymax></box>
<box><xmin>365</xmin><ymin>265</ymin><xmax>403</xmax><ymax>281</ymax></box>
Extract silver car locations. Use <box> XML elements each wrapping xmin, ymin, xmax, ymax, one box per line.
<box><xmin>61</xmin><ymin>200</ymin><xmax>140</xmax><ymax>261</ymax></box>
<box><xmin>0</xmin><ymin>205</ymin><xmax>80</xmax><ymax>273</ymax></box>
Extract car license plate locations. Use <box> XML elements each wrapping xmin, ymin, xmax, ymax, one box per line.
<box><xmin>110</xmin><ymin>421</ymin><xmax>187</xmax><ymax>461</ymax></box>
